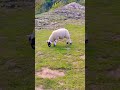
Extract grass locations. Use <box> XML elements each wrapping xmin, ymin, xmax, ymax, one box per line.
<box><xmin>51</xmin><ymin>1</ymin><xmax>64</xmax><ymax>11</ymax></box>
<box><xmin>35</xmin><ymin>24</ymin><xmax>85</xmax><ymax>89</ymax></box>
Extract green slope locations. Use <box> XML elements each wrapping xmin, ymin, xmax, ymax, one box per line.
<box><xmin>35</xmin><ymin>0</ymin><xmax>85</xmax><ymax>14</ymax></box>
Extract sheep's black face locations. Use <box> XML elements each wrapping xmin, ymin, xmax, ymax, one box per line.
<box><xmin>47</xmin><ymin>42</ymin><xmax>51</xmax><ymax>47</ymax></box>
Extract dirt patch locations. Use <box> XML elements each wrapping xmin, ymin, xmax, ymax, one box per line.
<box><xmin>35</xmin><ymin>67</ymin><xmax>65</xmax><ymax>79</ymax></box>
<box><xmin>36</xmin><ymin>51</ymin><xmax>44</xmax><ymax>56</ymax></box>
<box><xmin>80</xmin><ymin>54</ymin><xmax>85</xmax><ymax>60</ymax></box>
<box><xmin>64</xmin><ymin>54</ymin><xmax>72</xmax><ymax>58</ymax></box>
<box><xmin>35</xmin><ymin>85</ymin><xmax>44</xmax><ymax>90</ymax></box>
<box><xmin>107</xmin><ymin>67</ymin><xmax>120</xmax><ymax>79</ymax></box>
<box><xmin>112</xmin><ymin>34</ymin><xmax>120</xmax><ymax>41</ymax></box>
<box><xmin>72</xmin><ymin>61</ymin><xmax>80</xmax><ymax>69</ymax></box>
<box><xmin>77</xmin><ymin>49</ymin><xmax>81</xmax><ymax>52</ymax></box>
<box><xmin>59</xmin><ymin>81</ymin><xmax>64</xmax><ymax>86</ymax></box>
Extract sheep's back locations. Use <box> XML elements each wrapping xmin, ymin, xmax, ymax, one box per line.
<box><xmin>54</xmin><ymin>28</ymin><xmax>69</xmax><ymax>39</ymax></box>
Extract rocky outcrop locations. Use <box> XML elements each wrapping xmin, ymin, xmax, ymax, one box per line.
<box><xmin>35</xmin><ymin>2</ymin><xmax>85</xmax><ymax>30</ymax></box>
<box><xmin>54</xmin><ymin>2</ymin><xmax>85</xmax><ymax>19</ymax></box>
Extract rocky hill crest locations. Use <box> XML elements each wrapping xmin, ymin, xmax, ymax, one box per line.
<box><xmin>35</xmin><ymin>2</ymin><xmax>85</xmax><ymax>30</ymax></box>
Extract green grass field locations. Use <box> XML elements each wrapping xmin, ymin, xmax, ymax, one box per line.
<box><xmin>35</xmin><ymin>24</ymin><xmax>85</xmax><ymax>89</ymax></box>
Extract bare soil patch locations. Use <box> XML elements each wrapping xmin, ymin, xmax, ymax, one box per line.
<box><xmin>36</xmin><ymin>51</ymin><xmax>44</xmax><ymax>56</ymax></box>
<box><xmin>72</xmin><ymin>61</ymin><xmax>80</xmax><ymax>69</ymax></box>
<box><xmin>59</xmin><ymin>81</ymin><xmax>64</xmax><ymax>86</ymax></box>
<box><xmin>107</xmin><ymin>67</ymin><xmax>120</xmax><ymax>79</ymax></box>
<box><xmin>64</xmin><ymin>54</ymin><xmax>71</xmax><ymax>58</ymax></box>
<box><xmin>35</xmin><ymin>85</ymin><xmax>44</xmax><ymax>90</ymax></box>
<box><xmin>35</xmin><ymin>67</ymin><xmax>65</xmax><ymax>79</ymax></box>
<box><xmin>80</xmin><ymin>54</ymin><xmax>85</xmax><ymax>60</ymax></box>
<box><xmin>112</xmin><ymin>34</ymin><xmax>120</xmax><ymax>41</ymax></box>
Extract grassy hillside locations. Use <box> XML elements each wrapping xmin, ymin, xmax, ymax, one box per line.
<box><xmin>35</xmin><ymin>0</ymin><xmax>85</xmax><ymax>14</ymax></box>
<box><xmin>35</xmin><ymin>24</ymin><xmax>85</xmax><ymax>89</ymax></box>
<box><xmin>35</xmin><ymin>0</ymin><xmax>45</xmax><ymax>14</ymax></box>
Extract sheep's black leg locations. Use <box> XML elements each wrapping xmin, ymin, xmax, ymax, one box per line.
<box><xmin>66</xmin><ymin>38</ymin><xmax>70</xmax><ymax>44</ymax></box>
<box><xmin>54</xmin><ymin>42</ymin><xmax>56</xmax><ymax>47</ymax></box>
<box><xmin>54</xmin><ymin>40</ymin><xmax>57</xmax><ymax>47</ymax></box>
<box><xmin>31</xmin><ymin>44</ymin><xmax>35</xmax><ymax>49</ymax></box>
<box><xmin>69</xmin><ymin>38</ymin><xmax>72</xmax><ymax>45</ymax></box>
<box><xmin>28</xmin><ymin>33</ymin><xmax>35</xmax><ymax>49</ymax></box>
<box><xmin>85</xmin><ymin>39</ymin><xmax>88</xmax><ymax>43</ymax></box>
<box><xmin>31</xmin><ymin>38</ymin><xmax>35</xmax><ymax>49</ymax></box>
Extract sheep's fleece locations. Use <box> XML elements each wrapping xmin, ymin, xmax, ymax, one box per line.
<box><xmin>47</xmin><ymin>28</ymin><xmax>72</xmax><ymax>47</ymax></box>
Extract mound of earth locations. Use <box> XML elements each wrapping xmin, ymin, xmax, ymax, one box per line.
<box><xmin>35</xmin><ymin>2</ymin><xmax>85</xmax><ymax>30</ymax></box>
<box><xmin>35</xmin><ymin>67</ymin><xmax>65</xmax><ymax>79</ymax></box>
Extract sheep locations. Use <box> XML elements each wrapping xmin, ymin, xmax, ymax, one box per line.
<box><xmin>47</xmin><ymin>28</ymin><xmax>72</xmax><ymax>47</ymax></box>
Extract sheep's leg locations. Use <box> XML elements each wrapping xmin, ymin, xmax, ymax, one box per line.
<box><xmin>66</xmin><ymin>39</ymin><xmax>69</xmax><ymax>44</ymax></box>
<box><xmin>66</xmin><ymin>37</ymin><xmax>72</xmax><ymax>45</ymax></box>
<box><xmin>54</xmin><ymin>41</ymin><xmax>56</xmax><ymax>46</ymax></box>
<box><xmin>54</xmin><ymin>40</ymin><xmax>57</xmax><ymax>46</ymax></box>
<box><xmin>69</xmin><ymin>39</ymin><xmax>72</xmax><ymax>45</ymax></box>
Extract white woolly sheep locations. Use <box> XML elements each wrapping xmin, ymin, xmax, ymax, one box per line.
<box><xmin>47</xmin><ymin>28</ymin><xmax>72</xmax><ymax>47</ymax></box>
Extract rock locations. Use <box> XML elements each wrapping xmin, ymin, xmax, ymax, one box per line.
<box><xmin>54</xmin><ymin>2</ymin><xmax>85</xmax><ymax>19</ymax></box>
<box><xmin>63</xmin><ymin>2</ymin><xmax>85</xmax><ymax>10</ymax></box>
<box><xmin>35</xmin><ymin>2</ymin><xmax>85</xmax><ymax>30</ymax></box>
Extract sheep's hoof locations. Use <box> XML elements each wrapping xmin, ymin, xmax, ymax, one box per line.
<box><xmin>85</xmin><ymin>39</ymin><xmax>88</xmax><ymax>43</ymax></box>
<box><xmin>54</xmin><ymin>44</ymin><xmax>56</xmax><ymax>47</ymax></box>
<box><xmin>66</xmin><ymin>42</ymin><xmax>69</xmax><ymax>44</ymax></box>
<box><xmin>70</xmin><ymin>43</ymin><xmax>72</xmax><ymax>45</ymax></box>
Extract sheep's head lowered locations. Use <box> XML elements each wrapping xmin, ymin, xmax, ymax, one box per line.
<box><xmin>47</xmin><ymin>40</ymin><xmax>51</xmax><ymax>47</ymax></box>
